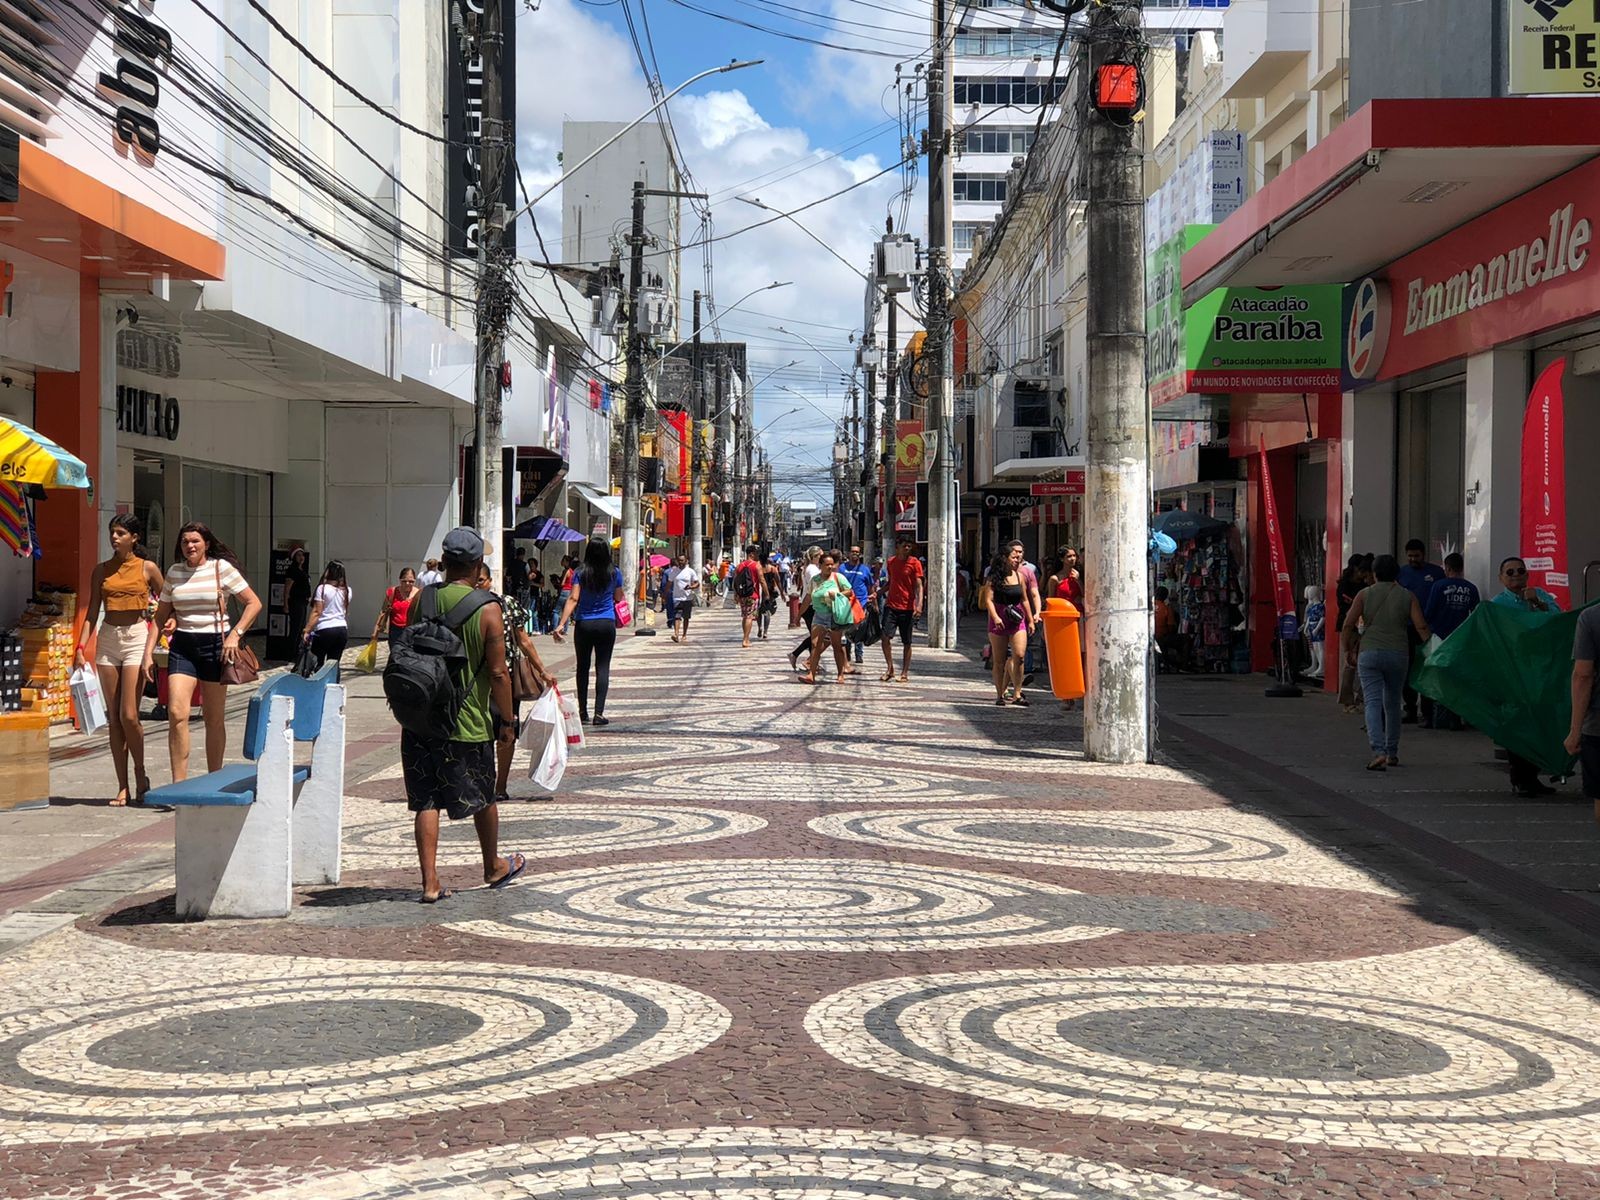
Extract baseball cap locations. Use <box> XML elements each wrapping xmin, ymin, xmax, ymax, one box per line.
<box><xmin>440</xmin><ymin>527</ymin><xmax>491</xmax><ymax>564</ymax></box>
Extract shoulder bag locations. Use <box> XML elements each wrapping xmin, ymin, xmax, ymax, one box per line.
<box><xmin>216</xmin><ymin>560</ymin><xmax>260</xmax><ymax>686</ymax></box>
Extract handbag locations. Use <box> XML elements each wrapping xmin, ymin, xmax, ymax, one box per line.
<box><xmin>215</xmin><ymin>560</ymin><xmax>260</xmax><ymax>686</ymax></box>
<box><xmin>510</xmin><ymin>644</ymin><xmax>543</xmax><ymax>703</ymax></box>
<box><xmin>616</xmin><ymin>596</ymin><xmax>633</xmax><ymax>627</ymax></box>
<box><xmin>830</xmin><ymin>590</ymin><xmax>855</xmax><ymax>627</ymax></box>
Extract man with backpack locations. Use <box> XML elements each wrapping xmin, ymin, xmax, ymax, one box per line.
<box><xmin>735</xmin><ymin>543</ymin><xmax>765</xmax><ymax>648</ymax></box>
<box><xmin>383</xmin><ymin>527</ymin><xmax>526</xmax><ymax>903</ymax></box>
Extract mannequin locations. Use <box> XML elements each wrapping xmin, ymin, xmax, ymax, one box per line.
<box><xmin>1302</xmin><ymin>584</ymin><xmax>1326</xmax><ymax>679</ymax></box>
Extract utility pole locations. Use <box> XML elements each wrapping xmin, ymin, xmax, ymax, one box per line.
<box><xmin>881</xmin><ymin>285</ymin><xmax>899</xmax><ymax>557</ymax></box>
<box><xmin>861</xmin><ymin>329</ymin><xmax>878</xmax><ymax>563</ymax></box>
<box><xmin>924</xmin><ymin>0</ymin><xmax>956</xmax><ymax>647</ymax></box>
<box><xmin>1083</xmin><ymin>0</ymin><xmax>1150</xmax><ymax>763</ymax></box>
<box><xmin>715</xmin><ymin>351</ymin><xmax>731</xmax><ymax>564</ymax></box>
<box><xmin>622</xmin><ymin>181</ymin><xmax>707</xmax><ymax>597</ymax></box>
<box><xmin>689</xmin><ymin>290</ymin><xmax>705</xmax><ymax>573</ymax></box>
<box><xmin>472</xmin><ymin>0</ymin><xmax>508</xmax><ymax>588</ymax></box>
<box><xmin>621</xmin><ymin>180</ymin><xmax>647</xmax><ymax>603</ymax></box>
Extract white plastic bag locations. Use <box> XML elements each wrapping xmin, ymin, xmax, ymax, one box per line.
<box><xmin>70</xmin><ymin>666</ymin><xmax>108</xmax><ymax>735</ymax></box>
<box><xmin>530</xmin><ymin>707</ymin><xmax>570</xmax><ymax>792</ymax></box>
<box><xmin>557</xmin><ymin>688</ymin><xmax>585</xmax><ymax>748</ymax></box>
<box><xmin>519</xmin><ymin>687</ymin><xmax>560</xmax><ymax>764</ymax></box>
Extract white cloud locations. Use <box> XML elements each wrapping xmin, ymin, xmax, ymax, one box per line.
<box><xmin>515</xmin><ymin>0</ymin><xmax>919</xmax><ymax>500</ymax></box>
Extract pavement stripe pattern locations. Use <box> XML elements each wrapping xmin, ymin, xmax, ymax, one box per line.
<box><xmin>1</xmin><ymin>607</ymin><xmax>1599</xmax><ymax>1199</ymax></box>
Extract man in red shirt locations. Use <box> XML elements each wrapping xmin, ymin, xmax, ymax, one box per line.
<box><xmin>880</xmin><ymin>536</ymin><xmax>925</xmax><ymax>681</ymax></box>
<box><xmin>734</xmin><ymin>543</ymin><xmax>765</xmax><ymax>648</ymax></box>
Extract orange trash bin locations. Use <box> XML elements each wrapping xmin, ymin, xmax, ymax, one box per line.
<box><xmin>1042</xmin><ymin>597</ymin><xmax>1085</xmax><ymax>700</ymax></box>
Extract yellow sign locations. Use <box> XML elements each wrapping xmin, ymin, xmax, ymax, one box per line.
<box><xmin>894</xmin><ymin>420</ymin><xmax>925</xmax><ymax>476</ymax></box>
<box><xmin>1509</xmin><ymin>0</ymin><xmax>1600</xmax><ymax>94</ymax></box>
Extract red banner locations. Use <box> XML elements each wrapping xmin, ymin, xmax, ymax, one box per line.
<box><xmin>1259</xmin><ymin>436</ymin><xmax>1298</xmax><ymax>640</ymax></box>
<box><xmin>1520</xmin><ymin>358</ymin><xmax>1569</xmax><ymax>609</ymax></box>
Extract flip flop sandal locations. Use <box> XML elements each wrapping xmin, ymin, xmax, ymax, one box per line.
<box><xmin>488</xmin><ymin>852</ymin><xmax>527</xmax><ymax>889</ymax></box>
<box><xmin>881</xmin><ymin>671</ymin><xmax>896</xmax><ymax>682</ymax></box>
<box><xmin>420</xmin><ymin>887</ymin><xmax>454</xmax><ymax>904</ymax></box>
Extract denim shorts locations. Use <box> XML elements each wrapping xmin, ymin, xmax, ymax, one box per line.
<box><xmin>166</xmin><ymin>630</ymin><xmax>225</xmax><ymax>683</ymax></box>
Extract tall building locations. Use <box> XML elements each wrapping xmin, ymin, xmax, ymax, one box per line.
<box><xmin>560</xmin><ymin>122</ymin><xmax>683</xmax><ymax>339</ymax></box>
<box><xmin>950</xmin><ymin>1</ymin><xmax>1230</xmax><ymax>272</ymax></box>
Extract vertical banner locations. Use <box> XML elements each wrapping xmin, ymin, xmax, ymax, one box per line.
<box><xmin>1520</xmin><ymin>358</ymin><xmax>1569</xmax><ymax>609</ymax></box>
<box><xmin>445</xmin><ymin>0</ymin><xmax>517</xmax><ymax>259</ymax></box>
<box><xmin>1259</xmin><ymin>437</ymin><xmax>1298</xmax><ymax>641</ymax></box>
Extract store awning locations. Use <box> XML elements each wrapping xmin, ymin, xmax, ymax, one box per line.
<box><xmin>2</xmin><ymin>142</ymin><xmax>225</xmax><ymax>280</ymax></box>
<box><xmin>1181</xmin><ymin>98</ymin><xmax>1600</xmax><ymax>306</ymax></box>
<box><xmin>0</xmin><ymin>417</ymin><xmax>89</xmax><ymax>489</ymax></box>
<box><xmin>572</xmin><ymin>481</ymin><xmax>622</xmax><ymax>520</ymax></box>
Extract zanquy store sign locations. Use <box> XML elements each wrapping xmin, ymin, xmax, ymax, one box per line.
<box><xmin>1346</xmin><ymin>155</ymin><xmax>1599</xmax><ymax>384</ymax></box>
<box><xmin>445</xmin><ymin>0</ymin><xmax>517</xmax><ymax>259</ymax></box>
<box><xmin>1147</xmin><ymin>225</ymin><xmax>1342</xmax><ymax>405</ymax></box>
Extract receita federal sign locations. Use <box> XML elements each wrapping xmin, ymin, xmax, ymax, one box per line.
<box><xmin>1403</xmin><ymin>202</ymin><xmax>1591</xmax><ymax>336</ymax></box>
<box><xmin>1361</xmin><ymin>155</ymin><xmax>1600</xmax><ymax>382</ymax></box>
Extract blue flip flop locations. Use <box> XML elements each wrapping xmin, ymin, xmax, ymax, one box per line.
<box><xmin>489</xmin><ymin>852</ymin><xmax>527</xmax><ymax>889</ymax></box>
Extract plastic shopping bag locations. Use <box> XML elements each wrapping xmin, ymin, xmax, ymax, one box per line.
<box><xmin>557</xmin><ymin>688</ymin><xmax>585</xmax><ymax>748</ymax></box>
<box><xmin>530</xmin><ymin>707</ymin><xmax>570</xmax><ymax>792</ymax></box>
<box><xmin>354</xmin><ymin>637</ymin><xmax>379</xmax><ymax>673</ymax></box>
<box><xmin>520</xmin><ymin>687</ymin><xmax>561</xmax><ymax>767</ymax></box>
<box><xmin>616</xmin><ymin>597</ymin><xmax>633</xmax><ymax>627</ymax></box>
<box><xmin>70</xmin><ymin>665</ymin><xmax>108</xmax><ymax>735</ymax></box>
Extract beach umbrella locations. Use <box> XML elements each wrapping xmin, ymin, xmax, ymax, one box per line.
<box><xmin>1152</xmin><ymin>509</ymin><xmax>1228</xmax><ymax>541</ymax></box>
<box><xmin>0</xmin><ymin>417</ymin><xmax>89</xmax><ymax>489</ymax></box>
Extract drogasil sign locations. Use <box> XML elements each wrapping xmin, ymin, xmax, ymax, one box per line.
<box><xmin>1349</xmin><ymin>157</ymin><xmax>1600</xmax><ymax>383</ymax></box>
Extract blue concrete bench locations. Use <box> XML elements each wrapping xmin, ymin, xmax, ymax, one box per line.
<box><xmin>147</xmin><ymin>664</ymin><xmax>346</xmax><ymax>919</ymax></box>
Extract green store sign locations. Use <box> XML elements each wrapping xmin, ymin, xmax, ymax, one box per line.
<box><xmin>1147</xmin><ymin>225</ymin><xmax>1342</xmax><ymax>405</ymax></box>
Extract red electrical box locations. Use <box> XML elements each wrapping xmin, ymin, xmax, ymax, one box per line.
<box><xmin>1096</xmin><ymin>64</ymin><xmax>1139</xmax><ymax>111</ymax></box>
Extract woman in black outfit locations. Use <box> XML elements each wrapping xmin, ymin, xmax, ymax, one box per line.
<box><xmin>981</xmin><ymin>544</ymin><xmax>1033</xmax><ymax>706</ymax></box>
<box><xmin>1335</xmin><ymin>553</ymin><xmax>1369</xmax><ymax>712</ymax></box>
<box><xmin>554</xmin><ymin>539</ymin><xmax>627</xmax><ymax>726</ymax></box>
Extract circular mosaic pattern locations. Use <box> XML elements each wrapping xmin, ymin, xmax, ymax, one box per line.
<box><xmin>576</xmin><ymin>733</ymin><xmax>781</xmax><ymax>766</ymax></box>
<box><xmin>810</xmin><ymin>737</ymin><xmax>1091</xmax><ymax>775</ymax></box>
<box><xmin>806</xmin><ymin>969</ymin><xmax>1600</xmax><ymax>1139</ymax></box>
<box><xmin>577</xmin><ymin>763</ymin><xmax>1006</xmax><ymax>804</ymax></box>
<box><xmin>449</xmin><ymin>858</ymin><xmax>1271</xmax><ymax>952</ymax></box>
<box><xmin>340</xmin><ymin>804</ymin><xmax>765</xmax><ymax>865</ymax></box>
<box><xmin>0</xmin><ymin>963</ymin><xmax>729</xmax><ymax>1143</ymax></box>
<box><xmin>811</xmin><ymin>809</ymin><xmax>1287</xmax><ymax>872</ymax></box>
<box><xmin>245</xmin><ymin>1127</ymin><xmax>1248</xmax><ymax>1200</ymax></box>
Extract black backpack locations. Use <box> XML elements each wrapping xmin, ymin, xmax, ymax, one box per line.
<box><xmin>382</xmin><ymin>585</ymin><xmax>498</xmax><ymax>739</ymax></box>
<box><xmin>734</xmin><ymin>563</ymin><xmax>758</xmax><ymax>598</ymax></box>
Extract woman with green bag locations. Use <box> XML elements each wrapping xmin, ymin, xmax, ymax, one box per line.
<box><xmin>801</xmin><ymin>551</ymin><xmax>853</xmax><ymax>685</ymax></box>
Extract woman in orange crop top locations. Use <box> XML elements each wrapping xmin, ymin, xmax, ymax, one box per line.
<box><xmin>74</xmin><ymin>514</ymin><xmax>165</xmax><ymax>806</ymax></box>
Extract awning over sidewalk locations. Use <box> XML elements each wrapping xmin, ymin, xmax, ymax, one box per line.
<box><xmin>572</xmin><ymin>481</ymin><xmax>622</xmax><ymax>520</ymax></box>
<box><xmin>2</xmin><ymin>142</ymin><xmax>224</xmax><ymax>280</ymax></box>
<box><xmin>1181</xmin><ymin>99</ymin><xmax>1600</xmax><ymax>306</ymax></box>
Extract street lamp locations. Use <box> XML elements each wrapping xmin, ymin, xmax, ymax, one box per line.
<box><xmin>735</xmin><ymin>196</ymin><xmax>868</xmax><ymax>283</ymax></box>
<box><xmin>654</xmin><ymin>281</ymin><xmax>792</xmax><ymax>363</ymax></box>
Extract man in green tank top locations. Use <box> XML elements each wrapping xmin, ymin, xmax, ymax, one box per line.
<box><xmin>402</xmin><ymin>527</ymin><xmax>526</xmax><ymax>902</ymax></box>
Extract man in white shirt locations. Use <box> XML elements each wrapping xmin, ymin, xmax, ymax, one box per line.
<box><xmin>670</xmin><ymin>556</ymin><xmax>700</xmax><ymax>642</ymax></box>
<box><xmin>417</xmin><ymin>558</ymin><xmax>444</xmax><ymax>587</ymax></box>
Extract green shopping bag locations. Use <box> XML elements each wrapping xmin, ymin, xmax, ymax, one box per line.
<box><xmin>1410</xmin><ymin>601</ymin><xmax>1591</xmax><ymax>777</ymax></box>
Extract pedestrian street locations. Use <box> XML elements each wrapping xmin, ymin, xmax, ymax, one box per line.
<box><xmin>3</xmin><ymin>608</ymin><xmax>1600</xmax><ymax>1199</ymax></box>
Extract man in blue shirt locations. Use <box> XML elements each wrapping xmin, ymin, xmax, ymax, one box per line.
<box><xmin>1422</xmin><ymin>553</ymin><xmax>1479</xmax><ymax>730</ymax></box>
<box><xmin>1492</xmin><ymin>555</ymin><xmax>1562</xmax><ymax>796</ymax></box>
<box><xmin>1397</xmin><ymin>539</ymin><xmax>1444</xmax><ymax>724</ymax></box>
<box><xmin>840</xmin><ymin>545</ymin><xmax>875</xmax><ymax>666</ymax></box>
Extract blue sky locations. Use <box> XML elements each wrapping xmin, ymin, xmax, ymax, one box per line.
<box><xmin>516</xmin><ymin>0</ymin><xmax>932</xmax><ymax>501</ymax></box>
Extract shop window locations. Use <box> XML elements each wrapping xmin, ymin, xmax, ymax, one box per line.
<box><xmin>1394</xmin><ymin>381</ymin><xmax>1465</xmax><ymax>560</ymax></box>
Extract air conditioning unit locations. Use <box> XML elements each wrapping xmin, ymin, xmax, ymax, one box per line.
<box><xmin>875</xmin><ymin>234</ymin><xmax>917</xmax><ymax>294</ymax></box>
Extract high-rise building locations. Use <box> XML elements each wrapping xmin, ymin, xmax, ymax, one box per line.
<box><xmin>560</xmin><ymin>122</ymin><xmax>683</xmax><ymax>339</ymax></box>
<box><xmin>950</xmin><ymin>1</ymin><xmax>1230</xmax><ymax>273</ymax></box>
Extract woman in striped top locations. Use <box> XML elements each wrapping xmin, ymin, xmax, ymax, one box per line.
<box><xmin>143</xmin><ymin>522</ymin><xmax>264</xmax><ymax>782</ymax></box>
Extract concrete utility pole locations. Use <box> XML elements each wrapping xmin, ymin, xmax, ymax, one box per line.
<box><xmin>473</xmin><ymin>0</ymin><xmax>508</xmax><ymax>588</ymax></box>
<box><xmin>622</xmin><ymin>180</ymin><xmax>707</xmax><ymax>598</ymax></box>
<box><xmin>1082</xmin><ymin>0</ymin><xmax>1151</xmax><ymax>764</ymax></box>
<box><xmin>715</xmin><ymin>351</ymin><xmax>732</xmax><ymax>563</ymax></box>
<box><xmin>881</xmin><ymin>288</ymin><xmax>899</xmax><ymax>558</ymax></box>
<box><xmin>924</xmin><ymin>0</ymin><xmax>957</xmax><ymax>647</ymax></box>
<box><xmin>621</xmin><ymin>180</ymin><xmax>647</xmax><ymax>602</ymax></box>
<box><xmin>689</xmin><ymin>290</ymin><xmax>705</xmax><ymax>573</ymax></box>
<box><xmin>861</xmin><ymin>331</ymin><xmax>878</xmax><ymax>563</ymax></box>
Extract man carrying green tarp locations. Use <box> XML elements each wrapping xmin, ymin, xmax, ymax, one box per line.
<box><xmin>1411</xmin><ymin>568</ymin><xmax>1594</xmax><ymax>799</ymax></box>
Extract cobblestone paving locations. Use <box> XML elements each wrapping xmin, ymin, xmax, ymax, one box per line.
<box><xmin>3</xmin><ymin>609</ymin><xmax>1600</xmax><ymax>1197</ymax></box>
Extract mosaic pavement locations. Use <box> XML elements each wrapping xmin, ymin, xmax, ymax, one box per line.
<box><xmin>4</xmin><ymin>607</ymin><xmax>1600</xmax><ymax>1199</ymax></box>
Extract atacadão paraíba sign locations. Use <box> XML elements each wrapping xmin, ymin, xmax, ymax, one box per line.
<box><xmin>1147</xmin><ymin>224</ymin><xmax>1342</xmax><ymax>405</ymax></box>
